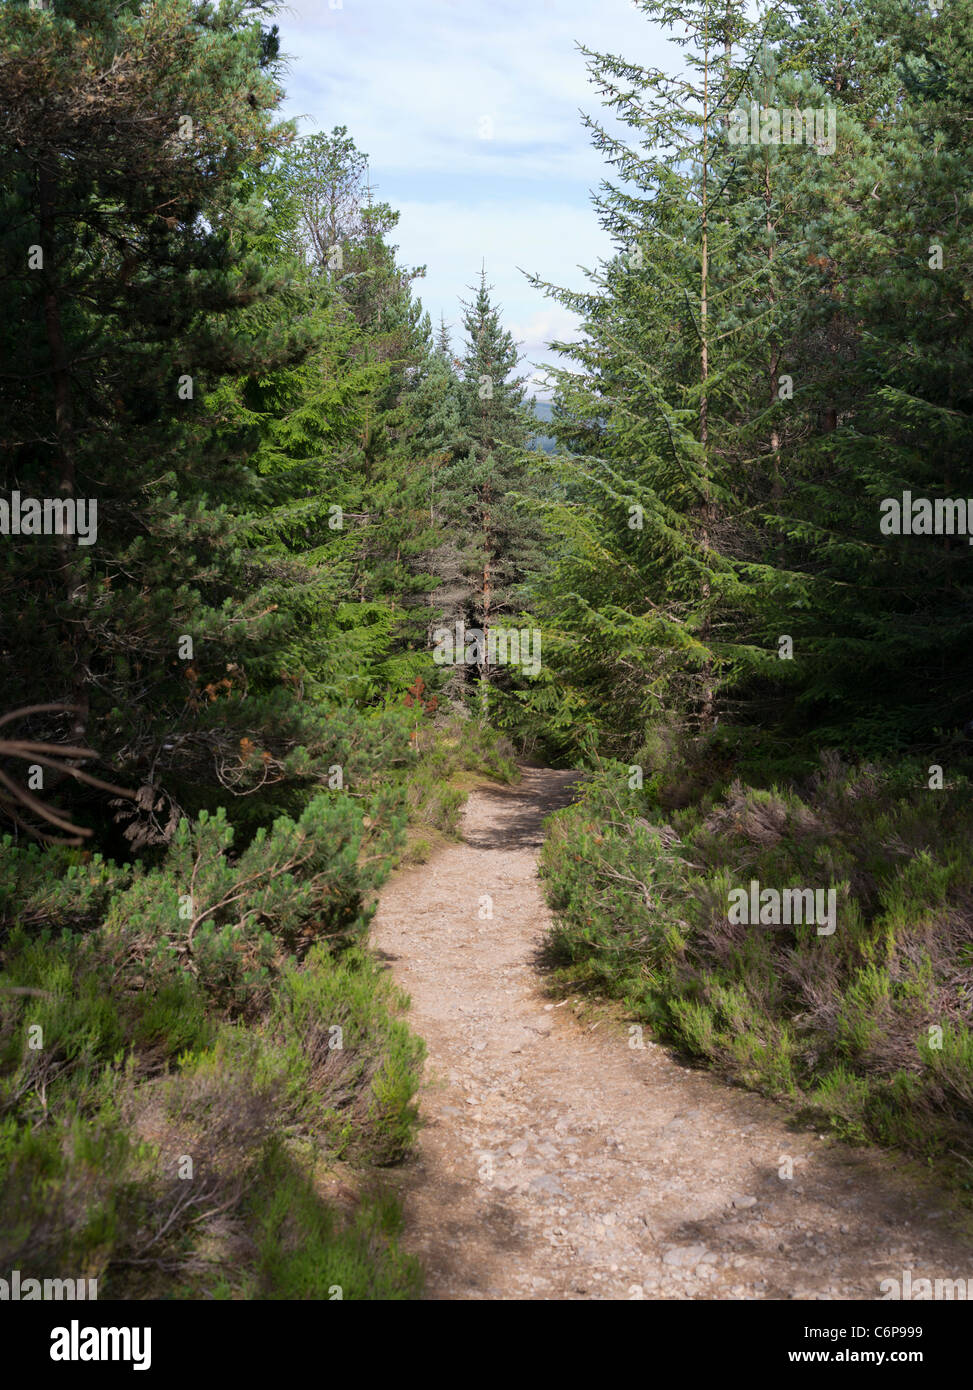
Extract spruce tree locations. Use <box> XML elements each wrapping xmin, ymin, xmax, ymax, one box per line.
<box><xmin>433</xmin><ymin>270</ymin><xmax>539</xmax><ymax>715</ymax></box>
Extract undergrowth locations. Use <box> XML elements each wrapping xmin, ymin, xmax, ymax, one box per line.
<box><xmin>540</xmin><ymin>736</ymin><xmax>973</xmax><ymax>1195</ymax></box>
<box><xmin>0</xmin><ymin>712</ymin><xmax>515</xmax><ymax>1297</ymax></box>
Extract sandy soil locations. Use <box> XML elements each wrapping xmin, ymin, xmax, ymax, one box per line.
<box><xmin>371</xmin><ymin>767</ymin><xmax>972</xmax><ymax>1301</ymax></box>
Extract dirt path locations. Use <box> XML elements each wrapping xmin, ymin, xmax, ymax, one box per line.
<box><xmin>371</xmin><ymin>767</ymin><xmax>972</xmax><ymax>1300</ymax></box>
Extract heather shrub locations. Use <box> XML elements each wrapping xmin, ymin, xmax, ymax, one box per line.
<box><xmin>541</xmin><ymin>754</ymin><xmax>973</xmax><ymax>1186</ymax></box>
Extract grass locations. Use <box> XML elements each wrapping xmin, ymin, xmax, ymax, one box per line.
<box><xmin>0</xmin><ymin>711</ymin><xmax>515</xmax><ymax>1298</ymax></box>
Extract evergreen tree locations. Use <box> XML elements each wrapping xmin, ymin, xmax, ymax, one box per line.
<box><xmin>433</xmin><ymin>271</ymin><xmax>541</xmax><ymax>715</ymax></box>
<box><xmin>0</xmin><ymin>0</ymin><xmax>317</xmax><ymax>840</ymax></box>
<box><xmin>517</xmin><ymin>0</ymin><xmax>973</xmax><ymax>759</ymax></box>
<box><xmin>238</xmin><ymin>127</ymin><xmax>442</xmax><ymax>702</ymax></box>
<box><xmin>522</xmin><ymin>0</ymin><xmax>785</xmax><ymax>745</ymax></box>
<box><xmin>761</xmin><ymin>0</ymin><xmax>973</xmax><ymax>745</ymax></box>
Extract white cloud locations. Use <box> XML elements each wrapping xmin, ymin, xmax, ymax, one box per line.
<box><xmin>281</xmin><ymin>0</ymin><xmax>670</xmax><ymax>180</ymax></box>
<box><xmin>391</xmin><ymin>197</ymin><xmax>606</xmax><ymax>381</ymax></box>
<box><xmin>276</xmin><ymin>0</ymin><xmax>676</xmax><ymax>390</ymax></box>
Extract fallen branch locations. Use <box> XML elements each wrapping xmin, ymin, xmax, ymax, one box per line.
<box><xmin>0</xmin><ymin>703</ymin><xmax>136</xmax><ymax>843</ymax></box>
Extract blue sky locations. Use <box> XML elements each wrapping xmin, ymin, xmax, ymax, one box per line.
<box><xmin>275</xmin><ymin>0</ymin><xmax>677</xmax><ymax>394</ymax></box>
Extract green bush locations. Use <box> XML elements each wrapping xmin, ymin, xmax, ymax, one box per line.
<box><xmin>0</xmin><ymin>739</ymin><xmax>434</xmax><ymax>1295</ymax></box>
<box><xmin>0</xmin><ymin>700</ymin><xmax>511</xmax><ymax>1295</ymax></box>
<box><xmin>540</xmin><ymin>752</ymin><xmax>973</xmax><ymax>1188</ymax></box>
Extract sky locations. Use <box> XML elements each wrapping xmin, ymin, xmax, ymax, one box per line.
<box><xmin>275</xmin><ymin>0</ymin><xmax>677</xmax><ymax>395</ymax></box>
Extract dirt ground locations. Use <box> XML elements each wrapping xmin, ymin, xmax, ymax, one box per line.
<box><xmin>370</xmin><ymin>767</ymin><xmax>972</xmax><ymax>1301</ymax></box>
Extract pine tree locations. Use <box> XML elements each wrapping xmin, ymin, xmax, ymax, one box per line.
<box><xmin>522</xmin><ymin>0</ymin><xmax>783</xmax><ymax>744</ymax></box>
<box><xmin>432</xmin><ymin>270</ymin><xmax>540</xmax><ymax>716</ymax></box>
<box><xmin>761</xmin><ymin>0</ymin><xmax>973</xmax><ymax>745</ymax></box>
<box><xmin>226</xmin><ymin>127</ymin><xmax>444</xmax><ymax>704</ymax></box>
<box><xmin>522</xmin><ymin>0</ymin><xmax>973</xmax><ymax>758</ymax></box>
<box><xmin>0</xmin><ymin>0</ymin><xmax>325</xmax><ymax>840</ymax></box>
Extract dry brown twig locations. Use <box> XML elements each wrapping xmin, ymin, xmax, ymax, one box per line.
<box><xmin>0</xmin><ymin>702</ymin><xmax>136</xmax><ymax>844</ymax></box>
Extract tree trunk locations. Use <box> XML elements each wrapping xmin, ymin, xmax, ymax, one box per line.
<box><xmin>38</xmin><ymin>158</ymin><xmax>88</xmax><ymax>749</ymax></box>
<box><xmin>698</xmin><ymin>14</ymin><xmax>715</xmax><ymax>728</ymax></box>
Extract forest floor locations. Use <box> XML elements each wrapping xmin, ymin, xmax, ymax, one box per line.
<box><xmin>370</xmin><ymin>767</ymin><xmax>973</xmax><ymax>1300</ymax></box>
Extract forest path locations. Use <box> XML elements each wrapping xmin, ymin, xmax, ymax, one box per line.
<box><xmin>371</xmin><ymin>767</ymin><xmax>971</xmax><ymax>1300</ymax></box>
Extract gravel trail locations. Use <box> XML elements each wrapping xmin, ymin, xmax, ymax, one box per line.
<box><xmin>371</xmin><ymin>768</ymin><xmax>972</xmax><ymax>1301</ymax></box>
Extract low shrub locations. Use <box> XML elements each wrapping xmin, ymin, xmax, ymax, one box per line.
<box><xmin>541</xmin><ymin>751</ymin><xmax>973</xmax><ymax>1188</ymax></box>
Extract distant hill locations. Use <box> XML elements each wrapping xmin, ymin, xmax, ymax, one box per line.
<box><xmin>528</xmin><ymin>398</ymin><xmax>556</xmax><ymax>454</ymax></box>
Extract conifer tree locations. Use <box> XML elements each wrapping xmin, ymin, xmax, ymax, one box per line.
<box><xmin>433</xmin><ymin>271</ymin><xmax>539</xmax><ymax>715</ymax></box>
<box><xmin>0</xmin><ymin>0</ymin><xmax>319</xmax><ymax>837</ymax></box>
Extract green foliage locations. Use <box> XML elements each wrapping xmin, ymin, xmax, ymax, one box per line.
<box><xmin>238</xmin><ymin>1140</ymin><xmax>422</xmax><ymax>1301</ymax></box>
<box><xmin>0</xmin><ymin>799</ymin><xmax>428</xmax><ymax>1290</ymax></box>
<box><xmin>419</xmin><ymin>271</ymin><xmax>550</xmax><ymax>718</ymax></box>
<box><xmin>540</xmin><ymin>754</ymin><xmax>973</xmax><ymax>1184</ymax></box>
<box><xmin>0</xmin><ymin>3</ymin><xmax>530</xmax><ymax>1292</ymax></box>
<box><xmin>519</xmin><ymin>0</ymin><xmax>973</xmax><ymax>756</ymax></box>
<box><xmin>4</xmin><ymin>0</ymin><xmax>972</xmax><ymax>1289</ymax></box>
